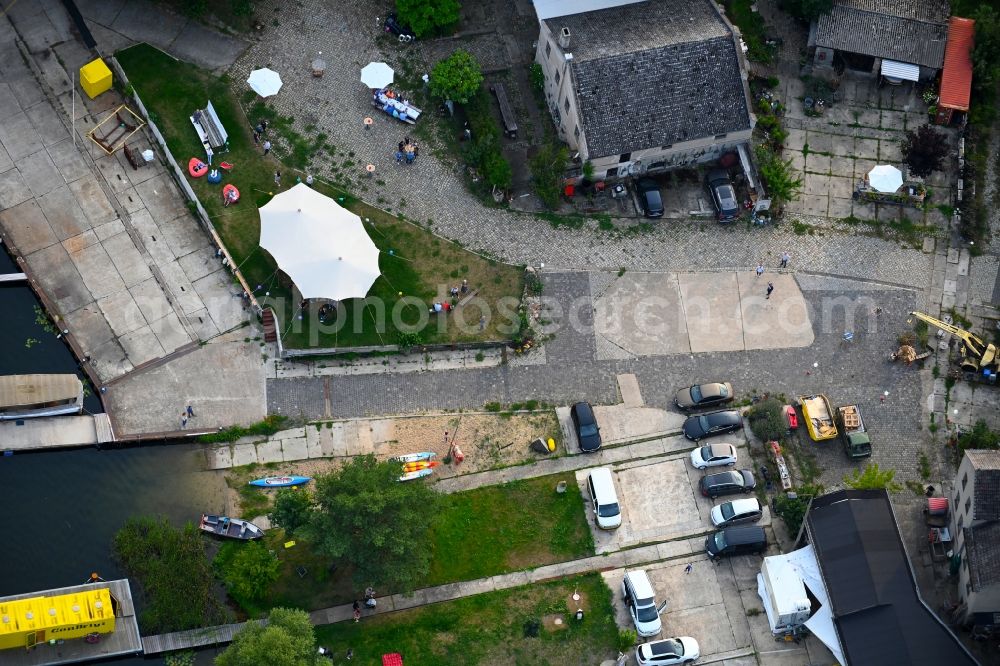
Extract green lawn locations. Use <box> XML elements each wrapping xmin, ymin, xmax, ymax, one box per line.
<box><xmin>425</xmin><ymin>474</ymin><xmax>595</xmax><ymax>586</ymax></box>
<box><xmin>115</xmin><ymin>43</ymin><xmax>523</xmax><ymax>348</ymax></box>
<box><xmin>313</xmin><ymin>573</ymin><xmax>619</xmax><ymax>666</ymax></box>
<box><xmin>224</xmin><ymin>472</ymin><xmax>594</xmax><ymax>616</ymax></box>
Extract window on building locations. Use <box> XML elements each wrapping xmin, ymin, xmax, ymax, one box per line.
<box><xmin>555</xmin><ymin>70</ymin><xmax>561</xmax><ymax>84</ymax></box>
<box><xmin>963</xmin><ymin>473</ymin><xmax>969</xmax><ymax>490</ymax></box>
<box><xmin>564</xmin><ymin>98</ymin><xmax>570</xmax><ymax>113</ymax></box>
<box><xmin>546</xmin><ymin>41</ymin><xmax>551</xmax><ymax>58</ymax></box>
<box><xmin>661</xmin><ymin>144</ymin><xmax>672</xmax><ymax>150</ymax></box>
<box><xmin>605</xmin><ymin>168</ymin><xmax>617</xmax><ymax>179</ymax></box>
<box><xmin>966</xmin><ymin>497</ymin><xmax>972</xmax><ymax>515</ymax></box>
<box><xmin>573</xmin><ymin>125</ymin><xmax>580</xmax><ymax>139</ymax></box>
<box><xmin>958</xmin><ymin>515</ymin><xmax>964</xmax><ymax>531</ymax></box>
<box><xmin>714</xmin><ymin>133</ymin><xmax>727</xmax><ymax>140</ymax></box>
<box><xmin>620</xmin><ymin>152</ymin><xmax>631</xmax><ymax>162</ymax></box>
<box><xmin>649</xmin><ymin>161</ymin><xmax>665</xmax><ymax>170</ymax></box>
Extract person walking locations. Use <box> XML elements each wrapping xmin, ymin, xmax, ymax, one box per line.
<box><xmin>766</xmin><ymin>282</ymin><xmax>774</xmax><ymax>299</ymax></box>
<box><xmin>755</xmin><ymin>263</ymin><xmax>764</xmax><ymax>278</ymax></box>
<box><xmin>352</xmin><ymin>600</ymin><xmax>361</xmax><ymax>622</ymax></box>
<box><xmin>364</xmin><ymin>587</ymin><xmax>376</xmax><ymax>609</ymax></box>
<box><xmin>262</xmin><ymin>139</ymin><xmax>272</xmax><ymax>155</ymax></box>
<box><xmin>186</xmin><ymin>405</ymin><xmax>195</xmax><ymax>418</ymax></box>
<box><xmin>684</xmin><ymin>563</ymin><xmax>693</xmax><ymax>574</ymax></box>
<box><xmin>779</xmin><ymin>251</ymin><xmax>791</xmax><ymax>268</ymax></box>
<box><xmin>274</xmin><ymin>170</ymin><xmax>281</xmax><ymax>187</ymax></box>
<box><xmin>181</xmin><ymin>413</ymin><xmax>188</xmax><ymax>428</ymax></box>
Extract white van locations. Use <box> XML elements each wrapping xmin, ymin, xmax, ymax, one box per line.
<box><xmin>622</xmin><ymin>569</ymin><xmax>665</xmax><ymax>637</ymax></box>
<box><xmin>587</xmin><ymin>467</ymin><xmax>622</xmax><ymax>530</ymax></box>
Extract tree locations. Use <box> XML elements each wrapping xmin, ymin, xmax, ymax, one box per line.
<box><xmin>217</xmin><ymin>541</ymin><xmax>281</xmax><ymax>602</ymax></box>
<box><xmin>269</xmin><ymin>488</ymin><xmax>313</xmax><ymax>536</ymax></box>
<box><xmin>781</xmin><ymin>0</ymin><xmax>834</xmax><ymax>21</ymax></box>
<box><xmin>396</xmin><ymin>0</ymin><xmax>461</xmax><ymax>38</ymax></box>
<box><xmin>302</xmin><ymin>454</ymin><xmax>439</xmax><ymax>592</ymax></box>
<box><xmin>843</xmin><ymin>463</ymin><xmax>902</xmax><ymax>492</ymax></box>
<box><xmin>216</xmin><ymin>607</ymin><xmax>318</xmax><ymax>666</ymax></box>
<box><xmin>958</xmin><ymin>419</ymin><xmax>1000</xmax><ymax>452</ymax></box>
<box><xmin>755</xmin><ymin>145</ymin><xmax>802</xmax><ymax>207</ymax></box>
<box><xmin>902</xmin><ymin>124</ymin><xmax>948</xmax><ymax>178</ymax></box>
<box><xmin>430</xmin><ymin>50</ymin><xmax>483</xmax><ymax>104</ymax></box>
<box><xmin>972</xmin><ymin>6</ymin><xmax>1000</xmax><ymax>91</ymax></box>
<box><xmin>772</xmin><ymin>483</ymin><xmax>823</xmax><ymax>536</ymax></box>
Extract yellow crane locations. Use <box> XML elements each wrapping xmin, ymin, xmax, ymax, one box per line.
<box><xmin>909</xmin><ymin>311</ymin><xmax>997</xmax><ymax>372</ymax></box>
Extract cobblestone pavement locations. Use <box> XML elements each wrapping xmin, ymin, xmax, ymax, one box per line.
<box><xmin>229</xmin><ymin>0</ymin><xmax>936</xmax><ymax>286</ymax></box>
<box><xmin>269</xmin><ymin>271</ymin><xmax>929</xmax><ymax>488</ymax></box>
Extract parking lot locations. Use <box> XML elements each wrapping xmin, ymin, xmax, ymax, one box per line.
<box><xmin>575</xmin><ymin>442</ymin><xmax>772</xmax><ymax>554</ymax></box>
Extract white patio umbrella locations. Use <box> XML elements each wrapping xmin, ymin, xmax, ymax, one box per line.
<box><xmin>361</xmin><ymin>62</ymin><xmax>394</xmax><ymax>89</ymax></box>
<box><xmin>867</xmin><ymin>164</ymin><xmax>903</xmax><ymax>193</ymax></box>
<box><xmin>247</xmin><ymin>68</ymin><xmax>283</xmax><ymax>97</ymax></box>
<box><xmin>258</xmin><ymin>183</ymin><xmax>381</xmax><ymax>301</ymax></box>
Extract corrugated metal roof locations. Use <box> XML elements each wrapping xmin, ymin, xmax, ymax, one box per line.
<box><xmin>940</xmin><ymin>17</ymin><xmax>974</xmax><ymax>111</ymax></box>
<box><xmin>815</xmin><ymin>1</ymin><xmax>948</xmax><ymax>69</ymax></box>
<box><xmin>0</xmin><ymin>374</ymin><xmax>82</xmax><ymax>409</ymax></box>
<box><xmin>881</xmin><ymin>59</ymin><xmax>920</xmax><ymax>81</ymax></box>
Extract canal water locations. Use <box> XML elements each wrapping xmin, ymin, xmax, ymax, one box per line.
<box><xmin>0</xmin><ymin>245</ymin><xmax>227</xmax><ymax>664</ymax></box>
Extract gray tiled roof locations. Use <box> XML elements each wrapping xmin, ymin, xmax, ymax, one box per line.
<box><xmin>968</xmin><ymin>450</ymin><xmax>1000</xmax><ymax>521</ymax></box>
<box><xmin>815</xmin><ymin>0</ymin><xmax>949</xmax><ymax>69</ymax></box>
<box><xmin>965</xmin><ymin>522</ymin><xmax>1000</xmax><ymax>590</ymax></box>
<box><xmin>543</xmin><ymin>0</ymin><xmax>751</xmax><ymax>159</ymax></box>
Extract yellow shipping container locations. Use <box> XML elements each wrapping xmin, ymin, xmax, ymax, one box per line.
<box><xmin>0</xmin><ymin>588</ymin><xmax>116</xmax><ymax>650</ymax></box>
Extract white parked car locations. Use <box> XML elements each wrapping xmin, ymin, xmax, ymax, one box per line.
<box><xmin>622</xmin><ymin>569</ymin><xmax>665</xmax><ymax>637</ymax></box>
<box><xmin>635</xmin><ymin>636</ymin><xmax>701</xmax><ymax>665</ymax></box>
<box><xmin>710</xmin><ymin>497</ymin><xmax>763</xmax><ymax>528</ymax></box>
<box><xmin>689</xmin><ymin>443</ymin><xmax>737</xmax><ymax>470</ymax></box>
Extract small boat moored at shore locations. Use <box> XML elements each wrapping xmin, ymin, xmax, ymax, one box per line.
<box><xmin>249</xmin><ymin>475</ymin><xmax>312</xmax><ymax>488</ymax></box>
<box><xmin>199</xmin><ymin>514</ymin><xmax>264</xmax><ymax>540</ymax></box>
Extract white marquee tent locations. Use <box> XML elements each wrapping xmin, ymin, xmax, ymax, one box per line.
<box><xmin>258</xmin><ymin>183</ymin><xmax>381</xmax><ymax>301</ymax></box>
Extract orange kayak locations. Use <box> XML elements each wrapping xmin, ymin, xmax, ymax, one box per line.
<box><xmin>402</xmin><ymin>460</ymin><xmax>439</xmax><ymax>472</ymax></box>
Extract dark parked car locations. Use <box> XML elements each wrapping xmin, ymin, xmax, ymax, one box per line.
<box><xmin>682</xmin><ymin>410</ymin><xmax>743</xmax><ymax>441</ymax></box>
<box><xmin>674</xmin><ymin>381</ymin><xmax>734</xmax><ymax>411</ymax></box>
<box><xmin>705</xmin><ymin>525</ymin><xmax>767</xmax><ymax>559</ymax></box>
<box><xmin>570</xmin><ymin>402</ymin><xmax>602</xmax><ymax>452</ymax></box>
<box><xmin>384</xmin><ymin>13</ymin><xmax>415</xmax><ymax>41</ymax></box>
<box><xmin>699</xmin><ymin>470</ymin><xmax>756</xmax><ymax>499</ymax></box>
<box><xmin>636</xmin><ymin>179</ymin><xmax>664</xmax><ymax>218</ymax></box>
<box><xmin>706</xmin><ymin>169</ymin><xmax>740</xmax><ymax>222</ymax></box>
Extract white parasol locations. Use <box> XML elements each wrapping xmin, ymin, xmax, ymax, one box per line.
<box><xmin>361</xmin><ymin>62</ymin><xmax>395</xmax><ymax>90</ymax></box>
<box><xmin>258</xmin><ymin>183</ymin><xmax>381</xmax><ymax>301</ymax></box>
<box><xmin>247</xmin><ymin>68</ymin><xmax>283</xmax><ymax>97</ymax></box>
<box><xmin>867</xmin><ymin>165</ymin><xmax>903</xmax><ymax>193</ymax></box>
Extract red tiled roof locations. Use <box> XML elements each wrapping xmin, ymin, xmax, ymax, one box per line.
<box><xmin>940</xmin><ymin>17</ymin><xmax>975</xmax><ymax>111</ymax></box>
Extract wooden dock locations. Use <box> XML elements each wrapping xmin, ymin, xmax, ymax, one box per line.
<box><xmin>142</xmin><ymin>620</ymin><xmax>265</xmax><ymax>654</ymax></box>
<box><xmin>0</xmin><ymin>579</ymin><xmax>142</xmax><ymax>666</ymax></box>
<box><xmin>0</xmin><ymin>415</ymin><xmax>99</xmax><ymax>450</ymax></box>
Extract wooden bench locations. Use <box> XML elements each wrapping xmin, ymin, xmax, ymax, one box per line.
<box><xmin>490</xmin><ymin>83</ymin><xmax>518</xmax><ymax>139</ymax></box>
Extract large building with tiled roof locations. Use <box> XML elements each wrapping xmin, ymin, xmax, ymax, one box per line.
<box><xmin>952</xmin><ymin>449</ymin><xmax>1000</xmax><ymax>627</ymax></box>
<box><xmin>531</xmin><ymin>0</ymin><xmax>754</xmax><ymax>179</ymax></box>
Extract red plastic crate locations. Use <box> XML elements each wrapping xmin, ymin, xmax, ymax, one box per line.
<box><xmin>382</xmin><ymin>654</ymin><xmax>403</xmax><ymax>666</ymax></box>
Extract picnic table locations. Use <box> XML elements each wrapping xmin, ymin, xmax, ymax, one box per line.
<box><xmin>373</xmin><ymin>88</ymin><xmax>421</xmax><ymax>124</ymax></box>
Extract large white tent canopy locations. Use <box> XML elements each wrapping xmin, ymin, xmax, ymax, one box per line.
<box><xmin>258</xmin><ymin>183</ymin><xmax>381</xmax><ymax>301</ymax></box>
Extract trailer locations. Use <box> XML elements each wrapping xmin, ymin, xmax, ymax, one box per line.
<box><xmin>798</xmin><ymin>395</ymin><xmax>837</xmax><ymax>441</ymax></box>
<box><xmin>757</xmin><ymin>555</ymin><xmax>812</xmax><ymax>635</ymax></box>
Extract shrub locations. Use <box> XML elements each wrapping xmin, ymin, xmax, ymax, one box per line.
<box><xmin>396</xmin><ymin>0</ymin><xmax>461</xmax><ymax>38</ymax></box>
<box><xmin>902</xmin><ymin>124</ymin><xmax>949</xmax><ymax>178</ymax></box>
<box><xmin>463</xmin><ymin>91</ymin><xmax>513</xmax><ymax>191</ymax></box>
<box><xmin>215</xmin><ymin>541</ymin><xmax>281</xmax><ymax>603</ymax></box>
<box><xmin>530</xmin><ymin>142</ymin><xmax>570</xmax><ymax>209</ymax></box>
<box><xmin>529</xmin><ymin>62</ymin><xmax>545</xmax><ymax>92</ymax></box>
<box><xmin>430</xmin><ymin>50</ymin><xmax>484</xmax><ymax>104</ymax></box>
<box><xmin>747</xmin><ymin>397</ymin><xmax>786</xmax><ymax>442</ymax></box>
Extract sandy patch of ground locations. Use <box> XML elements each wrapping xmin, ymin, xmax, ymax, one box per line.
<box><xmin>223</xmin><ymin>411</ymin><xmax>561</xmax><ymax>513</ymax></box>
